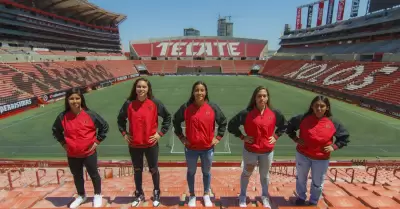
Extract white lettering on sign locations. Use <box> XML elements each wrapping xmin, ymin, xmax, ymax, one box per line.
<box><xmin>0</xmin><ymin>99</ymin><xmax>32</xmax><ymax>114</ymax></box>
<box><xmin>155</xmin><ymin>42</ymin><xmax>241</xmax><ymax>57</ymax></box>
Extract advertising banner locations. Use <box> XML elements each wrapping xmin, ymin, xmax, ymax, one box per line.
<box><xmin>336</xmin><ymin>0</ymin><xmax>346</xmax><ymax>21</ymax></box>
<box><xmin>306</xmin><ymin>5</ymin><xmax>314</xmax><ymax>28</ymax></box>
<box><xmin>350</xmin><ymin>0</ymin><xmax>360</xmax><ymax>17</ymax></box>
<box><xmin>316</xmin><ymin>1</ymin><xmax>325</xmax><ymax>26</ymax></box>
<box><xmin>41</xmin><ymin>90</ymin><xmax>66</xmax><ymax>103</ymax></box>
<box><xmin>296</xmin><ymin>7</ymin><xmax>302</xmax><ymax>29</ymax></box>
<box><xmin>326</xmin><ymin>0</ymin><xmax>335</xmax><ymax>24</ymax></box>
<box><xmin>0</xmin><ymin>97</ymin><xmax>37</xmax><ymax>115</ymax></box>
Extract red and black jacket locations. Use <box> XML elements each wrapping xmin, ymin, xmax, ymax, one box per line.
<box><xmin>52</xmin><ymin>109</ymin><xmax>109</xmax><ymax>158</ymax></box>
<box><xmin>228</xmin><ymin>107</ymin><xmax>287</xmax><ymax>153</ymax></box>
<box><xmin>286</xmin><ymin>113</ymin><xmax>350</xmax><ymax>160</ymax></box>
<box><xmin>173</xmin><ymin>101</ymin><xmax>227</xmax><ymax>150</ymax></box>
<box><xmin>117</xmin><ymin>97</ymin><xmax>171</xmax><ymax>148</ymax></box>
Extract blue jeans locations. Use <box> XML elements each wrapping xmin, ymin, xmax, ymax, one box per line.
<box><xmin>295</xmin><ymin>151</ymin><xmax>329</xmax><ymax>204</ymax></box>
<box><xmin>185</xmin><ymin>147</ymin><xmax>214</xmax><ymax>195</ymax></box>
<box><xmin>240</xmin><ymin>148</ymin><xmax>274</xmax><ymax>197</ymax></box>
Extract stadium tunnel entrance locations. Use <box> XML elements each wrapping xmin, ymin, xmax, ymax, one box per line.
<box><xmin>177</xmin><ymin>66</ymin><xmax>222</xmax><ymax>74</ymax></box>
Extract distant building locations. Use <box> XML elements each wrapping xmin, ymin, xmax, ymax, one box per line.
<box><xmin>184</xmin><ymin>28</ymin><xmax>200</xmax><ymax>36</ymax></box>
<box><xmin>217</xmin><ymin>16</ymin><xmax>233</xmax><ymax>37</ymax></box>
<box><xmin>283</xmin><ymin>24</ymin><xmax>291</xmax><ymax>35</ymax></box>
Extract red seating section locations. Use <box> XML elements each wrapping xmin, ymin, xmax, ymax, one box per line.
<box><xmin>140</xmin><ymin>60</ymin><xmax>262</xmax><ymax>74</ymax></box>
<box><xmin>0</xmin><ymin>49</ymin><xmax>123</xmax><ymax>56</ymax></box>
<box><xmin>0</xmin><ymin>166</ymin><xmax>399</xmax><ymax>208</ymax></box>
<box><xmin>0</xmin><ymin>60</ymin><xmax>138</xmax><ymax>104</ymax></box>
<box><xmin>2</xmin><ymin>59</ymin><xmax>398</xmax><ymax>107</ymax></box>
<box><xmin>0</xmin><ymin>60</ymin><xmax>261</xmax><ymax>105</ymax></box>
<box><xmin>35</xmin><ymin>51</ymin><xmax>123</xmax><ymax>56</ymax></box>
<box><xmin>261</xmin><ymin>60</ymin><xmax>400</xmax><ymax>105</ymax></box>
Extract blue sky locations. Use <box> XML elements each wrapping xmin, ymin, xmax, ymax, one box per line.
<box><xmin>90</xmin><ymin>0</ymin><xmax>369</xmax><ymax>51</ymax></box>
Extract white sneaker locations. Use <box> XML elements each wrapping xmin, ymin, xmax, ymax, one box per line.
<box><xmin>153</xmin><ymin>199</ymin><xmax>160</xmax><ymax>207</ymax></box>
<box><xmin>131</xmin><ymin>191</ymin><xmax>144</xmax><ymax>207</ymax></box>
<box><xmin>93</xmin><ymin>194</ymin><xmax>102</xmax><ymax>207</ymax></box>
<box><xmin>203</xmin><ymin>195</ymin><xmax>212</xmax><ymax>207</ymax></box>
<box><xmin>261</xmin><ymin>196</ymin><xmax>271</xmax><ymax>208</ymax></box>
<box><xmin>239</xmin><ymin>196</ymin><xmax>247</xmax><ymax>207</ymax></box>
<box><xmin>188</xmin><ymin>196</ymin><xmax>196</xmax><ymax>207</ymax></box>
<box><xmin>153</xmin><ymin>190</ymin><xmax>160</xmax><ymax>207</ymax></box>
<box><xmin>70</xmin><ymin>195</ymin><xmax>86</xmax><ymax>209</ymax></box>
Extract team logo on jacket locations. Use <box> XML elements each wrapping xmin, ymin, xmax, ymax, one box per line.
<box><xmin>148</xmin><ymin>106</ymin><xmax>153</xmax><ymax>110</ymax></box>
<box><xmin>206</xmin><ymin>111</ymin><xmax>211</xmax><ymax>115</ymax></box>
<box><xmin>325</xmin><ymin>124</ymin><xmax>331</xmax><ymax>129</ymax></box>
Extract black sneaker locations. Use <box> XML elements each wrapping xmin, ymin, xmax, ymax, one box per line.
<box><xmin>131</xmin><ymin>190</ymin><xmax>145</xmax><ymax>207</ymax></box>
<box><xmin>295</xmin><ymin>198</ymin><xmax>306</xmax><ymax>206</ymax></box>
<box><xmin>153</xmin><ymin>189</ymin><xmax>161</xmax><ymax>207</ymax></box>
<box><xmin>308</xmin><ymin>201</ymin><xmax>317</xmax><ymax>206</ymax></box>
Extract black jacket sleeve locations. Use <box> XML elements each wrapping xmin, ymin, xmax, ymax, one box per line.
<box><xmin>286</xmin><ymin>114</ymin><xmax>304</xmax><ymax>141</ymax></box>
<box><xmin>117</xmin><ymin>100</ymin><xmax>131</xmax><ymax>136</ymax></box>
<box><xmin>331</xmin><ymin>118</ymin><xmax>350</xmax><ymax>150</ymax></box>
<box><xmin>52</xmin><ymin>111</ymin><xmax>66</xmax><ymax>146</ymax></box>
<box><xmin>87</xmin><ymin>110</ymin><xmax>109</xmax><ymax>143</ymax></box>
<box><xmin>209</xmin><ymin>102</ymin><xmax>227</xmax><ymax>140</ymax></box>
<box><xmin>152</xmin><ymin>98</ymin><xmax>172</xmax><ymax>136</ymax></box>
<box><xmin>227</xmin><ymin>109</ymin><xmax>248</xmax><ymax>139</ymax></box>
<box><xmin>272</xmin><ymin>108</ymin><xmax>287</xmax><ymax>139</ymax></box>
<box><xmin>173</xmin><ymin>103</ymin><xmax>187</xmax><ymax>139</ymax></box>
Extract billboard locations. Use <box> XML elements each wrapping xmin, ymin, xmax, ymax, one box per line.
<box><xmin>368</xmin><ymin>0</ymin><xmax>399</xmax><ymax>13</ymax></box>
<box><xmin>0</xmin><ymin>97</ymin><xmax>37</xmax><ymax>115</ymax></box>
<box><xmin>131</xmin><ymin>38</ymin><xmax>267</xmax><ymax>57</ymax></box>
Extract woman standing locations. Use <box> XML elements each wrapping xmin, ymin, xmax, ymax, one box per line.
<box><xmin>117</xmin><ymin>78</ymin><xmax>171</xmax><ymax>207</ymax></box>
<box><xmin>173</xmin><ymin>81</ymin><xmax>227</xmax><ymax>207</ymax></box>
<box><xmin>52</xmin><ymin>87</ymin><xmax>109</xmax><ymax>208</ymax></box>
<box><xmin>286</xmin><ymin>95</ymin><xmax>350</xmax><ymax>206</ymax></box>
<box><xmin>228</xmin><ymin>86</ymin><xmax>286</xmax><ymax>208</ymax></box>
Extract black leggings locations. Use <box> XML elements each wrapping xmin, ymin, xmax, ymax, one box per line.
<box><xmin>68</xmin><ymin>152</ymin><xmax>101</xmax><ymax>196</ymax></box>
<box><xmin>129</xmin><ymin>143</ymin><xmax>160</xmax><ymax>193</ymax></box>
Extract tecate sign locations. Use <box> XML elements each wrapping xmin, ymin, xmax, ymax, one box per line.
<box><xmin>156</xmin><ymin>42</ymin><xmax>242</xmax><ymax>57</ymax></box>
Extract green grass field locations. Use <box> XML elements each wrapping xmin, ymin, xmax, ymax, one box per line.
<box><xmin>0</xmin><ymin>76</ymin><xmax>399</xmax><ymax>161</ymax></box>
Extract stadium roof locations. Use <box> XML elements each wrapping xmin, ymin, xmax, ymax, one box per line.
<box><xmin>21</xmin><ymin>0</ymin><xmax>127</xmax><ymax>26</ymax></box>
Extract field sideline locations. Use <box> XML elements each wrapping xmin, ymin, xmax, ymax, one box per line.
<box><xmin>0</xmin><ymin>75</ymin><xmax>399</xmax><ymax>161</ymax></box>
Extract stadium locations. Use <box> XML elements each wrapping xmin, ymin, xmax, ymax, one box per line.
<box><xmin>0</xmin><ymin>0</ymin><xmax>400</xmax><ymax>208</ymax></box>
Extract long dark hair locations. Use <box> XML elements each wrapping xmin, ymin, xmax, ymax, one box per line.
<box><xmin>305</xmin><ymin>95</ymin><xmax>332</xmax><ymax>117</ymax></box>
<box><xmin>247</xmin><ymin>86</ymin><xmax>271</xmax><ymax>110</ymax></box>
<box><xmin>65</xmin><ymin>87</ymin><xmax>88</xmax><ymax>112</ymax></box>
<box><xmin>128</xmin><ymin>77</ymin><xmax>153</xmax><ymax>101</ymax></box>
<box><xmin>188</xmin><ymin>81</ymin><xmax>209</xmax><ymax>104</ymax></box>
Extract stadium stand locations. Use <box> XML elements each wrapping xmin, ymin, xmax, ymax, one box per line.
<box><xmin>278</xmin><ymin>7</ymin><xmax>400</xmax><ymax>55</ymax></box>
<box><xmin>266</xmin><ymin>4</ymin><xmax>400</xmax><ymax>119</ymax></box>
<box><xmin>0</xmin><ymin>160</ymin><xmax>399</xmax><ymax>208</ymax></box>
<box><xmin>0</xmin><ymin>0</ymin><xmax>400</xmax><ymax>208</ymax></box>
<box><xmin>261</xmin><ymin>60</ymin><xmax>400</xmax><ymax>105</ymax></box>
